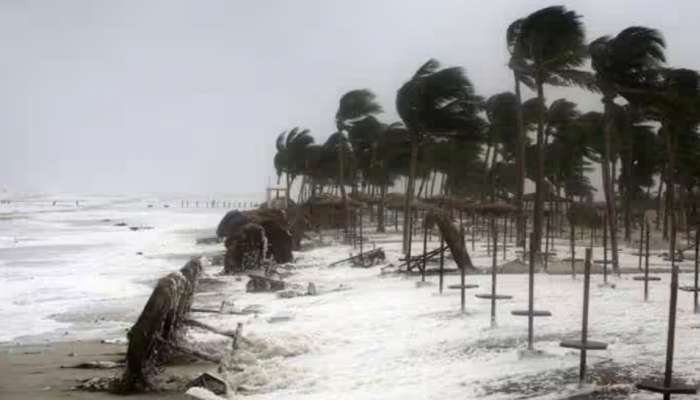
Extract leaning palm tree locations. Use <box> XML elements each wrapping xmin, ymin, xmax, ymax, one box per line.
<box><xmin>506</xmin><ymin>18</ymin><xmax>534</xmax><ymax>247</ymax></box>
<box><xmin>511</xmin><ymin>6</ymin><xmax>595</xmax><ymax>257</ymax></box>
<box><xmin>335</xmin><ymin>90</ymin><xmax>383</xmax><ymax>236</ymax></box>
<box><xmin>273</xmin><ymin>127</ymin><xmax>314</xmax><ymax>207</ymax></box>
<box><xmin>589</xmin><ymin>26</ymin><xmax>666</xmax><ymax>273</ymax></box>
<box><xmin>396</xmin><ymin>59</ymin><xmax>483</xmax><ymax>253</ymax></box>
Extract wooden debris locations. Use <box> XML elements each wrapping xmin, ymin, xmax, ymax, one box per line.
<box><xmin>246</xmin><ymin>274</ymin><xmax>285</xmax><ymax>292</ymax></box>
<box><xmin>186</xmin><ymin>372</ymin><xmax>228</xmax><ymax>395</ymax></box>
<box><xmin>115</xmin><ymin>258</ymin><xmax>202</xmax><ymax>393</ymax></box>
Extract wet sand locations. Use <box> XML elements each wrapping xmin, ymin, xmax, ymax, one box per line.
<box><xmin>0</xmin><ymin>340</ymin><xmax>202</xmax><ymax>399</ymax></box>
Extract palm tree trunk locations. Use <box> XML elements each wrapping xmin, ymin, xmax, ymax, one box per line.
<box><xmin>514</xmin><ymin>72</ymin><xmax>526</xmax><ymax>247</ymax></box>
<box><xmin>532</xmin><ymin>76</ymin><xmax>546</xmax><ymax>256</ymax></box>
<box><xmin>602</xmin><ymin>99</ymin><xmax>620</xmax><ymax>274</ymax></box>
<box><xmin>661</xmin><ymin>123</ymin><xmax>679</xmax><ymax>391</ymax></box>
<box><xmin>656</xmin><ymin>172</ymin><xmax>665</xmax><ymax>230</ymax></box>
<box><xmin>377</xmin><ymin>184</ymin><xmax>386</xmax><ymax>233</ymax></box>
<box><xmin>403</xmin><ymin>132</ymin><xmax>420</xmax><ymax>254</ymax></box>
<box><xmin>337</xmin><ymin>139</ymin><xmax>350</xmax><ymax>240</ymax></box>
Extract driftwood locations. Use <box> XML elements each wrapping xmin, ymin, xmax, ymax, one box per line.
<box><xmin>116</xmin><ymin>258</ymin><xmax>202</xmax><ymax>393</ymax></box>
<box><xmin>246</xmin><ymin>274</ymin><xmax>285</xmax><ymax>292</ymax></box>
<box><xmin>424</xmin><ymin>211</ymin><xmax>477</xmax><ymax>272</ymax></box>
<box><xmin>328</xmin><ymin>247</ymin><xmax>386</xmax><ymax>267</ymax></box>
<box><xmin>399</xmin><ymin>245</ymin><xmax>448</xmax><ymax>270</ymax></box>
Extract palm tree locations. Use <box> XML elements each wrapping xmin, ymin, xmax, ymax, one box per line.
<box><xmin>507</xmin><ymin>18</ymin><xmax>534</xmax><ymax>246</ymax></box>
<box><xmin>335</xmin><ymin>89</ymin><xmax>383</xmax><ymax>236</ymax></box>
<box><xmin>589</xmin><ymin>26</ymin><xmax>666</xmax><ymax>273</ymax></box>
<box><xmin>273</xmin><ymin>127</ymin><xmax>314</xmax><ymax>207</ymax></box>
<box><xmin>511</xmin><ymin>6</ymin><xmax>595</xmax><ymax>257</ymax></box>
<box><xmin>396</xmin><ymin>59</ymin><xmax>483</xmax><ymax>253</ymax></box>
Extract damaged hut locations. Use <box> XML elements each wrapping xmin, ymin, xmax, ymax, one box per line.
<box><xmin>217</xmin><ymin>208</ymin><xmax>294</xmax><ymax>273</ymax></box>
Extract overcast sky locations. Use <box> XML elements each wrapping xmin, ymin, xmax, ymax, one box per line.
<box><xmin>1</xmin><ymin>0</ymin><xmax>698</xmax><ymax>195</ymax></box>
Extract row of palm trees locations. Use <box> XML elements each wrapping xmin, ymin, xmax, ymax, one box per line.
<box><xmin>273</xmin><ymin>6</ymin><xmax>700</xmax><ymax>269</ymax></box>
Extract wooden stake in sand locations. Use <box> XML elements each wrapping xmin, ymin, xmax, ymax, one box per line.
<box><xmin>512</xmin><ymin>232</ymin><xmax>551</xmax><ymax>350</ymax></box>
<box><xmin>679</xmin><ymin>225</ymin><xmax>700</xmax><ymax>313</ymax></box>
<box><xmin>475</xmin><ymin>216</ymin><xmax>513</xmax><ymax>327</ymax></box>
<box><xmin>559</xmin><ymin>248</ymin><xmax>607</xmax><ymax>384</ymax></box>
<box><xmin>634</xmin><ymin>223</ymin><xmax>660</xmax><ymax>301</ymax></box>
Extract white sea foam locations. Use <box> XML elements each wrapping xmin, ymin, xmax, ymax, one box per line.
<box><xmin>0</xmin><ymin>193</ymin><xmax>261</xmax><ymax>343</ymax></box>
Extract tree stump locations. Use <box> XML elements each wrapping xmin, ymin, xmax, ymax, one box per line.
<box><xmin>116</xmin><ymin>258</ymin><xmax>203</xmax><ymax>393</ymax></box>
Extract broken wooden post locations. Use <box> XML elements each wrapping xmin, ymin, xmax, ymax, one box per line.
<box><xmin>559</xmin><ymin>248</ymin><xmax>607</xmax><ymax>385</ymax></box>
<box><xmin>512</xmin><ymin>232</ymin><xmax>551</xmax><ymax>350</ymax></box>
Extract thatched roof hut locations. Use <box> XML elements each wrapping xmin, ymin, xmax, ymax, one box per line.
<box><xmin>300</xmin><ymin>194</ymin><xmax>363</xmax><ymax>229</ymax></box>
<box><xmin>218</xmin><ymin>208</ymin><xmax>293</xmax><ymax>267</ymax></box>
<box><xmin>476</xmin><ymin>201</ymin><xmax>518</xmax><ymax>216</ymax></box>
<box><xmin>384</xmin><ymin>193</ymin><xmax>433</xmax><ymax>212</ymax></box>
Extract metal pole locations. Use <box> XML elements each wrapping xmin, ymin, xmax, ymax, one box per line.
<box><xmin>580</xmin><ymin>248</ymin><xmax>592</xmax><ymax>384</ymax></box>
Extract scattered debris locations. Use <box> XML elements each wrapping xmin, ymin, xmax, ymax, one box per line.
<box><xmin>186</xmin><ymin>372</ymin><xmax>228</xmax><ymax>395</ymax></box>
<box><xmin>246</xmin><ymin>274</ymin><xmax>285</xmax><ymax>292</ymax></box>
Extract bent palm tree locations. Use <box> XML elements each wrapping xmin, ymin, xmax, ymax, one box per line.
<box><xmin>335</xmin><ymin>90</ymin><xmax>383</xmax><ymax>237</ymax></box>
<box><xmin>590</xmin><ymin>26</ymin><xmax>666</xmax><ymax>273</ymax></box>
<box><xmin>511</xmin><ymin>6</ymin><xmax>594</xmax><ymax>257</ymax></box>
<box><xmin>273</xmin><ymin>127</ymin><xmax>314</xmax><ymax>207</ymax></box>
<box><xmin>396</xmin><ymin>59</ymin><xmax>483</xmax><ymax>253</ymax></box>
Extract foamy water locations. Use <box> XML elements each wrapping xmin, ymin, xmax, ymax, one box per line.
<box><xmin>0</xmin><ymin>193</ymin><xmax>261</xmax><ymax>343</ymax></box>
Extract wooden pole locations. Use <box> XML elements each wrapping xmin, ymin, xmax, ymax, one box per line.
<box><xmin>579</xmin><ymin>248</ymin><xmax>593</xmax><ymax>383</ymax></box>
<box><xmin>603</xmin><ymin>213</ymin><xmax>608</xmax><ymax>284</ymax></box>
<box><xmin>544</xmin><ymin>211</ymin><xmax>550</xmax><ymax>271</ymax></box>
<box><xmin>638</xmin><ymin>220</ymin><xmax>644</xmax><ymax>272</ymax></box>
<box><xmin>491</xmin><ymin>216</ymin><xmax>498</xmax><ymax>327</ymax></box>
<box><xmin>644</xmin><ymin>222</ymin><xmax>651</xmax><ymax>302</ymax></box>
<box><xmin>694</xmin><ymin>225</ymin><xmax>699</xmax><ymax>313</ymax></box>
<box><xmin>421</xmin><ymin>221</ymin><xmax>428</xmax><ymax>282</ymax></box>
<box><xmin>359</xmin><ymin>208</ymin><xmax>364</xmax><ymax>264</ymax></box>
<box><xmin>439</xmin><ymin>235</ymin><xmax>445</xmax><ymax>294</ymax></box>
<box><xmin>461</xmin><ymin>255</ymin><xmax>466</xmax><ymax>313</ymax></box>
<box><xmin>527</xmin><ymin>231</ymin><xmax>536</xmax><ymax>350</ymax></box>
<box><xmin>570</xmin><ymin>219</ymin><xmax>576</xmax><ymax>279</ymax></box>
<box><xmin>502</xmin><ymin>216</ymin><xmax>507</xmax><ymax>261</ymax></box>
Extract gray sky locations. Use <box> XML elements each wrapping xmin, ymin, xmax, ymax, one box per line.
<box><xmin>1</xmin><ymin>0</ymin><xmax>698</xmax><ymax>194</ymax></box>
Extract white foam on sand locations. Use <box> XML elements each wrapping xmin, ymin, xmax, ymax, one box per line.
<box><xmin>0</xmin><ymin>193</ymin><xmax>260</xmax><ymax>343</ymax></box>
